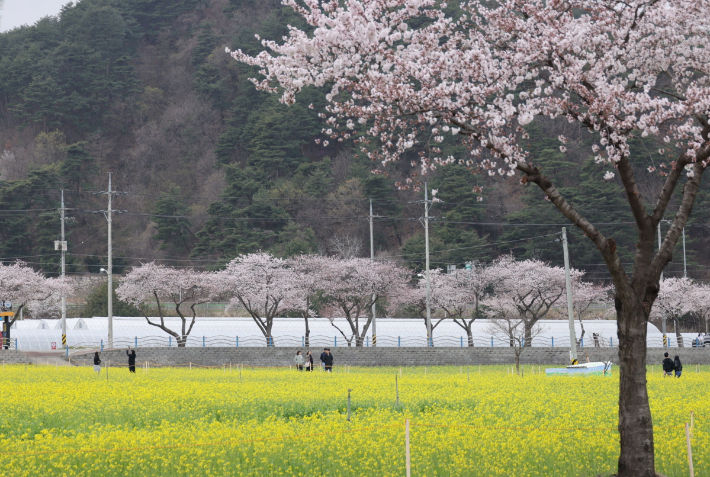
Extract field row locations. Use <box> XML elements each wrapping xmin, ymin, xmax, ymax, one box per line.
<box><xmin>0</xmin><ymin>365</ymin><xmax>705</xmax><ymax>476</ymax></box>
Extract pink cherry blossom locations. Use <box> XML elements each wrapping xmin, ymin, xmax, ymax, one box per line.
<box><xmin>116</xmin><ymin>262</ymin><xmax>217</xmax><ymax>346</ymax></box>
<box><xmin>217</xmin><ymin>253</ymin><xmax>309</xmax><ymax>346</ymax></box>
<box><xmin>0</xmin><ymin>261</ymin><xmax>72</xmax><ymax>324</ymax></box>
<box><xmin>313</xmin><ymin>256</ymin><xmax>412</xmax><ymax>346</ymax></box>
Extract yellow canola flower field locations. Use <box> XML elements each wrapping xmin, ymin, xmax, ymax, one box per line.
<box><xmin>0</xmin><ymin>364</ymin><xmax>706</xmax><ymax>476</ymax></box>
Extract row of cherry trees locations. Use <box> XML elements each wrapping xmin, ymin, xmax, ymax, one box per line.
<box><xmin>113</xmin><ymin>252</ymin><xmax>684</xmax><ymax>348</ymax></box>
<box><xmin>2</xmin><ymin>258</ymin><xmax>708</xmax><ymax>349</ymax></box>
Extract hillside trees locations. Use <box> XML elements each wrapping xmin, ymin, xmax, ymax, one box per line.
<box><xmin>231</xmin><ymin>1</ymin><xmax>710</xmax><ymax>473</ymax></box>
<box><xmin>151</xmin><ymin>187</ymin><xmax>194</xmax><ymax>253</ymax></box>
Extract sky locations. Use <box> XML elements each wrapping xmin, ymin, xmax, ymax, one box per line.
<box><xmin>0</xmin><ymin>0</ymin><xmax>73</xmax><ymax>32</ymax></box>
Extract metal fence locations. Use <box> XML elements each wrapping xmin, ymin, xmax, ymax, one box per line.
<box><xmin>31</xmin><ymin>334</ymin><xmax>710</xmax><ymax>351</ymax></box>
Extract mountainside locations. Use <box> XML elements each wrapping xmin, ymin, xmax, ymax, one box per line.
<box><xmin>0</xmin><ymin>0</ymin><xmax>707</xmax><ymax>283</ymax></box>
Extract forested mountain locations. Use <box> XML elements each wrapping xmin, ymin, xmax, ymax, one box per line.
<box><xmin>0</xmin><ymin>0</ymin><xmax>707</xmax><ymax>284</ymax></box>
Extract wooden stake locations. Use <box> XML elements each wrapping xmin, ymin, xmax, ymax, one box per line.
<box><xmin>405</xmin><ymin>418</ymin><xmax>411</xmax><ymax>477</ymax></box>
<box><xmin>686</xmin><ymin>422</ymin><xmax>694</xmax><ymax>477</ymax></box>
<box><xmin>347</xmin><ymin>389</ymin><xmax>352</xmax><ymax>422</ymax></box>
<box><xmin>395</xmin><ymin>374</ymin><xmax>400</xmax><ymax>407</ymax></box>
<box><xmin>399</xmin><ymin>367</ymin><xmax>402</xmax><ymax>377</ymax></box>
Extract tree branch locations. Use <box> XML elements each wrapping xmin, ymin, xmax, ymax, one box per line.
<box><xmin>651</xmin><ymin>154</ymin><xmax>692</xmax><ymax>224</ymax></box>
<box><xmin>615</xmin><ymin>155</ymin><xmax>651</xmax><ymax>230</ymax></box>
<box><xmin>650</xmin><ymin>158</ymin><xmax>708</xmax><ymax>278</ymax></box>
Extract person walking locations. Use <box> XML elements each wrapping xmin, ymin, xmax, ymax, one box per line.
<box><xmin>94</xmin><ymin>352</ymin><xmax>102</xmax><ymax>376</ymax></box>
<box><xmin>662</xmin><ymin>352</ymin><xmax>675</xmax><ymax>377</ymax></box>
<box><xmin>673</xmin><ymin>355</ymin><xmax>683</xmax><ymax>378</ymax></box>
<box><xmin>304</xmin><ymin>351</ymin><xmax>314</xmax><ymax>372</ymax></box>
<box><xmin>294</xmin><ymin>351</ymin><xmax>304</xmax><ymax>371</ymax></box>
<box><xmin>320</xmin><ymin>349</ymin><xmax>327</xmax><ymax>370</ymax></box>
<box><xmin>126</xmin><ymin>347</ymin><xmax>136</xmax><ymax>373</ymax></box>
<box><xmin>323</xmin><ymin>348</ymin><xmax>334</xmax><ymax>372</ymax></box>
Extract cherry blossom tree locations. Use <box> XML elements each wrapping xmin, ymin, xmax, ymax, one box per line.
<box><xmin>116</xmin><ymin>263</ymin><xmax>216</xmax><ymax>347</ymax></box>
<box><xmin>0</xmin><ymin>261</ymin><xmax>72</xmax><ymax>325</ymax></box>
<box><xmin>649</xmin><ymin>278</ymin><xmax>697</xmax><ymax>347</ymax></box>
<box><xmin>573</xmin><ymin>282</ymin><xmax>613</xmax><ymax>347</ymax></box>
<box><xmin>217</xmin><ymin>253</ymin><xmax>308</xmax><ymax>346</ymax></box>
<box><xmin>232</xmin><ymin>1</ymin><xmax>710</xmax><ymax>472</ymax></box>
<box><xmin>488</xmin><ymin>256</ymin><xmax>581</xmax><ymax>346</ymax></box>
<box><xmin>287</xmin><ymin>254</ymin><xmax>324</xmax><ymax>347</ymax></box>
<box><xmin>691</xmin><ymin>284</ymin><xmax>710</xmax><ymax>336</ymax></box>
<box><xmin>425</xmin><ymin>263</ymin><xmax>501</xmax><ymax>347</ymax></box>
<box><xmin>316</xmin><ymin>256</ymin><xmax>412</xmax><ymax>346</ymax></box>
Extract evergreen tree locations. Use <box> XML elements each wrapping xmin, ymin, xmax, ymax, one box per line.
<box><xmin>61</xmin><ymin>143</ymin><xmax>96</xmax><ymax>192</ymax></box>
<box><xmin>84</xmin><ymin>281</ymin><xmax>142</xmax><ymax>317</ymax></box>
<box><xmin>152</xmin><ymin>187</ymin><xmax>194</xmax><ymax>254</ymax></box>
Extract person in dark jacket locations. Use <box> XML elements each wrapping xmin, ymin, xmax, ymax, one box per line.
<box><xmin>662</xmin><ymin>352</ymin><xmax>674</xmax><ymax>377</ymax></box>
<box><xmin>304</xmin><ymin>351</ymin><xmax>314</xmax><ymax>371</ymax></box>
<box><xmin>323</xmin><ymin>348</ymin><xmax>334</xmax><ymax>372</ymax></box>
<box><xmin>320</xmin><ymin>350</ymin><xmax>327</xmax><ymax>370</ymax></box>
<box><xmin>673</xmin><ymin>355</ymin><xmax>683</xmax><ymax>378</ymax></box>
<box><xmin>126</xmin><ymin>347</ymin><xmax>136</xmax><ymax>373</ymax></box>
<box><xmin>94</xmin><ymin>352</ymin><xmax>101</xmax><ymax>376</ymax></box>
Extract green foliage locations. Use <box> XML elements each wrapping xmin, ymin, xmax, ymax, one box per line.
<box><xmin>501</xmin><ymin>125</ymin><xmax>636</xmax><ymax>271</ymax></box>
<box><xmin>84</xmin><ymin>281</ymin><xmax>142</xmax><ymax>317</ymax></box>
<box><xmin>400</xmin><ymin>165</ymin><xmax>490</xmax><ymax>271</ymax></box>
<box><xmin>269</xmin><ymin>222</ymin><xmax>318</xmax><ymax>258</ymax></box>
<box><xmin>152</xmin><ymin>187</ymin><xmax>194</xmax><ymax>253</ymax></box>
<box><xmin>0</xmin><ymin>0</ymin><xmax>194</xmax><ymax>133</ymax></box>
<box><xmin>61</xmin><ymin>143</ymin><xmax>97</xmax><ymax>192</ymax></box>
<box><xmin>192</xmin><ymin>22</ymin><xmax>219</xmax><ymax>66</ymax></box>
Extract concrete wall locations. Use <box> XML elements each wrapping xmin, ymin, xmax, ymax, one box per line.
<box><xmin>0</xmin><ymin>350</ymin><xmax>36</xmax><ymax>364</ymax></box>
<box><xmin>63</xmin><ymin>347</ymin><xmax>710</xmax><ymax>367</ymax></box>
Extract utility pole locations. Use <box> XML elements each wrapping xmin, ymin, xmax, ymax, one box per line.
<box><xmin>97</xmin><ymin>173</ymin><xmax>123</xmax><ymax>348</ymax></box>
<box><xmin>369</xmin><ymin>199</ymin><xmax>380</xmax><ymax>347</ymax></box>
<box><xmin>658</xmin><ymin>223</ymin><xmax>663</xmax><ymax>282</ymax></box>
<box><xmin>682</xmin><ymin>227</ymin><xmax>687</xmax><ymax>278</ymax></box>
<box><xmin>424</xmin><ymin>183</ymin><xmax>432</xmax><ymax>347</ymax></box>
<box><xmin>562</xmin><ymin>228</ymin><xmax>577</xmax><ymax>364</ymax></box>
<box><xmin>59</xmin><ymin>191</ymin><xmax>67</xmax><ymax>348</ymax></box>
<box><xmin>657</xmin><ymin>222</ymin><xmax>666</xmax><ymax>344</ymax></box>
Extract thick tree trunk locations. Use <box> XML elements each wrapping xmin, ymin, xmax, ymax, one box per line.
<box><xmin>616</xmin><ymin>297</ymin><xmax>655</xmax><ymax>477</ymax></box>
<box><xmin>467</xmin><ymin>327</ymin><xmax>474</xmax><ymax>347</ymax></box>
<box><xmin>523</xmin><ymin>322</ymin><xmax>533</xmax><ymax>347</ymax></box>
<box><xmin>304</xmin><ymin>317</ymin><xmax>310</xmax><ymax>348</ymax></box>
